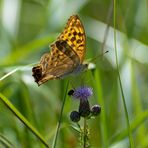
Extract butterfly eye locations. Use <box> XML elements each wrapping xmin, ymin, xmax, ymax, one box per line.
<box><xmin>84</xmin><ymin>63</ymin><xmax>88</xmax><ymax>67</ymax></box>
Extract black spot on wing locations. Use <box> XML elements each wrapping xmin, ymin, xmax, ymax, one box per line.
<box><xmin>70</xmin><ymin>37</ymin><xmax>76</xmax><ymax>42</ymax></box>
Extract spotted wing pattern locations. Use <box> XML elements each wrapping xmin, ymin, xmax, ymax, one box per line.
<box><xmin>32</xmin><ymin>15</ymin><xmax>86</xmax><ymax>85</ymax></box>
<box><xmin>57</xmin><ymin>15</ymin><xmax>86</xmax><ymax>63</ymax></box>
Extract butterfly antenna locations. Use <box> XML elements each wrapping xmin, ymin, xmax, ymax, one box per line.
<box><xmin>88</xmin><ymin>50</ymin><xmax>109</xmax><ymax>63</ymax></box>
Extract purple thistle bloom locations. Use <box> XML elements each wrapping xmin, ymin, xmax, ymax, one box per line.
<box><xmin>73</xmin><ymin>87</ymin><xmax>93</xmax><ymax>100</ymax></box>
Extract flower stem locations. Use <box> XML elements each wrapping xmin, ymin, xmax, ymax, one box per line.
<box><xmin>83</xmin><ymin>118</ymin><xmax>87</xmax><ymax>148</ymax></box>
<box><xmin>52</xmin><ymin>81</ymin><xmax>69</xmax><ymax>148</ymax></box>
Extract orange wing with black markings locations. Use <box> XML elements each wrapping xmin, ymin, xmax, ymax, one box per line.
<box><xmin>57</xmin><ymin>15</ymin><xmax>86</xmax><ymax>63</ymax></box>
<box><xmin>32</xmin><ymin>15</ymin><xmax>87</xmax><ymax>85</ymax></box>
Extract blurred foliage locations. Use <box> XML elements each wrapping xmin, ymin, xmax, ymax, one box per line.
<box><xmin>0</xmin><ymin>0</ymin><xmax>148</xmax><ymax>147</ymax></box>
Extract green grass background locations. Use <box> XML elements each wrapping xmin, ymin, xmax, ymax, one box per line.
<box><xmin>0</xmin><ymin>0</ymin><xmax>148</xmax><ymax>147</ymax></box>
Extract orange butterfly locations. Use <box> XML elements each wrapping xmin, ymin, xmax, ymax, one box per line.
<box><xmin>32</xmin><ymin>15</ymin><xmax>88</xmax><ymax>86</ymax></box>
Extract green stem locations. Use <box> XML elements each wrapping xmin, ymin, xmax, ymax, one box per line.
<box><xmin>83</xmin><ymin>118</ymin><xmax>87</xmax><ymax>148</ymax></box>
<box><xmin>52</xmin><ymin>81</ymin><xmax>69</xmax><ymax>148</ymax></box>
<box><xmin>113</xmin><ymin>0</ymin><xmax>134</xmax><ymax>147</ymax></box>
<box><xmin>76</xmin><ymin>122</ymin><xmax>82</xmax><ymax>132</ymax></box>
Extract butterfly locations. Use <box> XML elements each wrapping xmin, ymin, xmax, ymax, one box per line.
<box><xmin>32</xmin><ymin>15</ymin><xmax>88</xmax><ymax>86</ymax></box>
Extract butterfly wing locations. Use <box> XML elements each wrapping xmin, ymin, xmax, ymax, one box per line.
<box><xmin>56</xmin><ymin>15</ymin><xmax>86</xmax><ymax>63</ymax></box>
<box><xmin>32</xmin><ymin>42</ymin><xmax>80</xmax><ymax>85</ymax></box>
<box><xmin>32</xmin><ymin>15</ymin><xmax>86</xmax><ymax>85</ymax></box>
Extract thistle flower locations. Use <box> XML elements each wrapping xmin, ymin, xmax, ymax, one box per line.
<box><xmin>69</xmin><ymin>87</ymin><xmax>93</xmax><ymax>117</ymax></box>
<box><xmin>72</xmin><ymin>87</ymin><xmax>93</xmax><ymax>100</ymax></box>
<box><xmin>68</xmin><ymin>86</ymin><xmax>101</xmax><ymax>147</ymax></box>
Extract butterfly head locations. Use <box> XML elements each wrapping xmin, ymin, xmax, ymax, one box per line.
<box><xmin>72</xmin><ymin>62</ymin><xmax>88</xmax><ymax>75</ymax></box>
<box><xmin>82</xmin><ymin>63</ymin><xmax>89</xmax><ymax>71</ymax></box>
